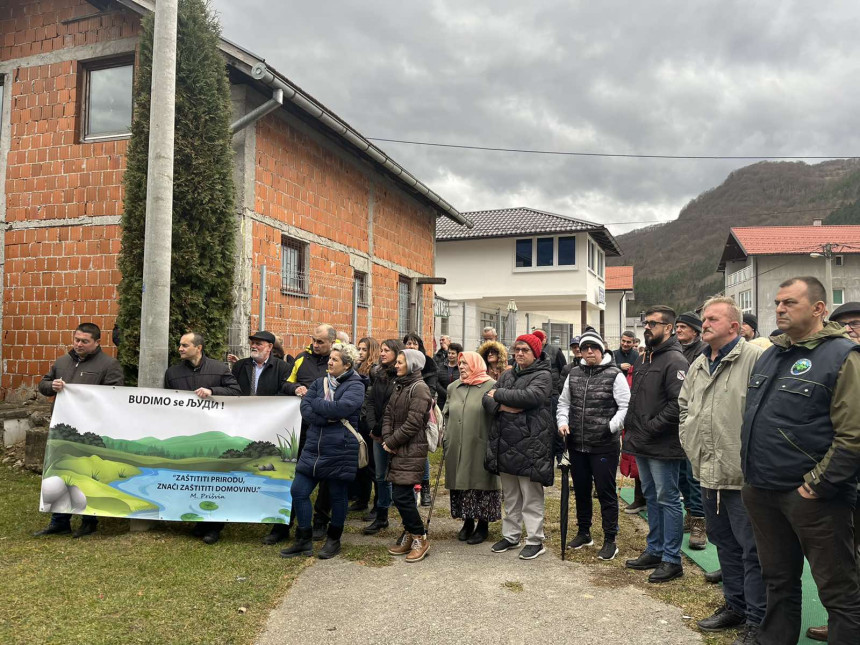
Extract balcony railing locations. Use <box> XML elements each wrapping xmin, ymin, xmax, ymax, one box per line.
<box><xmin>726</xmin><ymin>265</ymin><xmax>752</xmax><ymax>288</ymax></box>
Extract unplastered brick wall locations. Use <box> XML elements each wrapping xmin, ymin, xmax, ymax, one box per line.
<box><xmin>3</xmin><ymin>225</ymin><xmax>121</xmax><ymax>391</ymax></box>
<box><xmin>0</xmin><ymin>0</ymin><xmax>139</xmax><ymax>63</ymax></box>
<box><xmin>253</xmin><ymin>114</ymin><xmax>437</xmax><ymax>351</ymax></box>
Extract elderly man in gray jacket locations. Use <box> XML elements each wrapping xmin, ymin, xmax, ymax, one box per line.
<box><xmin>679</xmin><ymin>297</ymin><xmax>765</xmax><ymax>645</ymax></box>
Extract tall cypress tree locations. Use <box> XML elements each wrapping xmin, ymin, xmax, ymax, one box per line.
<box><xmin>117</xmin><ymin>0</ymin><xmax>235</xmax><ymax>382</ymax></box>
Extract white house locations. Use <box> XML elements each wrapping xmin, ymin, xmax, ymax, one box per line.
<box><xmin>718</xmin><ymin>223</ymin><xmax>860</xmax><ymax>334</ymax></box>
<box><xmin>434</xmin><ymin>207</ymin><xmax>622</xmax><ymax>350</ymax></box>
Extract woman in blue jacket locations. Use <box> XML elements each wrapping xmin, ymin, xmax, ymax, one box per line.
<box><xmin>280</xmin><ymin>343</ymin><xmax>367</xmax><ymax>560</ymax></box>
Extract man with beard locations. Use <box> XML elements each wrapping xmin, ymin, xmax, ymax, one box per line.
<box><xmin>623</xmin><ymin>306</ymin><xmax>689</xmax><ymax>583</ymax></box>
<box><xmin>674</xmin><ymin>312</ymin><xmax>708</xmax><ymax>550</ymax></box>
<box><xmin>229</xmin><ymin>331</ymin><xmax>293</xmax><ymax>545</ymax></box>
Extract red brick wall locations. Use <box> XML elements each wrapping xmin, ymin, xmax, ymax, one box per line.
<box><xmin>0</xmin><ymin>0</ymin><xmax>139</xmax><ymax>63</ymax></box>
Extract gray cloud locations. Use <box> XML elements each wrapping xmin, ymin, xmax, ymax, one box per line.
<box><xmin>212</xmin><ymin>0</ymin><xmax>860</xmax><ymax>234</ymax></box>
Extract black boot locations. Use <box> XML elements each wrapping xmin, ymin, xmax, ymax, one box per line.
<box><xmin>458</xmin><ymin>518</ymin><xmax>476</xmax><ymax>541</ymax></box>
<box><xmin>261</xmin><ymin>523</ymin><xmax>290</xmax><ymax>545</ymax></box>
<box><xmin>362</xmin><ymin>507</ymin><xmax>378</xmax><ymax>523</ymax></box>
<box><xmin>363</xmin><ymin>507</ymin><xmax>389</xmax><ymax>535</ymax></box>
<box><xmin>466</xmin><ymin>520</ymin><xmax>489</xmax><ymax>545</ymax></box>
<box><xmin>420</xmin><ymin>482</ymin><xmax>432</xmax><ymax>507</ymax></box>
<box><xmin>318</xmin><ymin>524</ymin><xmax>343</xmax><ymax>559</ymax></box>
<box><xmin>280</xmin><ymin>527</ymin><xmax>313</xmax><ymax>558</ymax></box>
<box><xmin>312</xmin><ymin>521</ymin><xmax>328</xmax><ymax>541</ymax></box>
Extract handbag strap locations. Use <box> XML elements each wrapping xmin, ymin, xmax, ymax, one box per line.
<box><xmin>323</xmin><ymin>377</ymin><xmax>364</xmax><ymax>444</ymax></box>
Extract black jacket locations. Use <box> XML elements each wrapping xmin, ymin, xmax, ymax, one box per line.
<box><xmin>231</xmin><ymin>356</ymin><xmax>291</xmax><ymax>396</ymax></box>
<box><xmin>421</xmin><ymin>356</ymin><xmax>439</xmax><ymax>397</ymax></box>
<box><xmin>38</xmin><ymin>347</ymin><xmax>124</xmax><ymax>396</ymax></box>
<box><xmin>283</xmin><ymin>350</ymin><xmax>329</xmax><ymax>395</ymax></box>
<box><xmin>680</xmin><ymin>338</ymin><xmax>707</xmax><ymax>366</ymax></box>
<box><xmin>483</xmin><ymin>357</ymin><xmax>555</xmax><ymax>486</ymax></box>
<box><xmin>613</xmin><ymin>347</ymin><xmax>638</xmax><ymax>375</ymax></box>
<box><xmin>543</xmin><ymin>343</ymin><xmax>568</xmax><ymax>394</ymax></box>
<box><xmin>164</xmin><ymin>354</ymin><xmax>242</xmax><ymax>395</ymax></box>
<box><xmin>367</xmin><ymin>364</ymin><xmax>398</xmax><ymax>438</ymax></box>
<box><xmin>623</xmin><ymin>336</ymin><xmax>688</xmax><ymax>460</ymax></box>
<box><xmin>563</xmin><ymin>359</ymin><xmax>623</xmax><ymax>454</ymax></box>
<box><xmin>436</xmin><ymin>362</ymin><xmax>459</xmax><ymax>409</ymax></box>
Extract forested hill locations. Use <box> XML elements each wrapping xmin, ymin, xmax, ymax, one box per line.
<box><xmin>608</xmin><ymin>159</ymin><xmax>860</xmax><ymax>312</ymax></box>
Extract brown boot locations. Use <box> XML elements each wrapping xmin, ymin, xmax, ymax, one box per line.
<box><xmin>688</xmin><ymin>516</ymin><xmax>707</xmax><ymax>550</ymax></box>
<box><xmin>805</xmin><ymin>625</ymin><xmax>828</xmax><ymax>642</ymax></box>
<box><xmin>405</xmin><ymin>534</ymin><xmax>429</xmax><ymax>563</ymax></box>
<box><xmin>388</xmin><ymin>531</ymin><xmax>412</xmax><ymax>556</ymax></box>
<box><xmin>683</xmin><ymin>513</ymin><xmax>692</xmax><ymax>533</ymax></box>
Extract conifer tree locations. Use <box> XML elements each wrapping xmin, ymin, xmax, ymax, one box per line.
<box><xmin>117</xmin><ymin>0</ymin><xmax>235</xmax><ymax>381</ymax></box>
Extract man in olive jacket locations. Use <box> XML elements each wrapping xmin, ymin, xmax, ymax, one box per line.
<box><xmin>34</xmin><ymin>322</ymin><xmax>124</xmax><ymax>538</ymax></box>
<box><xmin>623</xmin><ymin>305</ymin><xmax>689</xmax><ymax>583</ymax></box>
<box><xmin>484</xmin><ymin>333</ymin><xmax>554</xmax><ymax>561</ymax></box>
<box><xmin>679</xmin><ymin>297</ymin><xmax>765</xmax><ymax>641</ymax></box>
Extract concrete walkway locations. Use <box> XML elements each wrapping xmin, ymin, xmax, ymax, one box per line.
<box><xmin>255</xmin><ymin>492</ymin><xmax>701</xmax><ymax>644</ymax></box>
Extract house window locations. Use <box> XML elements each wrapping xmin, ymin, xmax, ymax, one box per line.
<box><xmin>536</xmin><ymin>238</ymin><xmax>554</xmax><ymax>267</ymax></box>
<box><xmin>598</xmin><ymin>249</ymin><xmax>604</xmax><ymax>278</ymax></box>
<box><xmin>834</xmin><ymin>255</ymin><xmax>844</xmax><ymax>267</ymax></box>
<box><xmin>354</xmin><ymin>271</ymin><xmax>369</xmax><ymax>307</ymax></box>
<box><xmin>81</xmin><ymin>58</ymin><xmax>134</xmax><ymax>140</ymax></box>
<box><xmin>558</xmin><ymin>236</ymin><xmax>575</xmax><ymax>265</ymax></box>
<box><xmin>281</xmin><ymin>236</ymin><xmax>308</xmax><ymax>295</ymax></box>
<box><xmin>833</xmin><ymin>289</ymin><xmax>844</xmax><ymax>306</ymax></box>
<box><xmin>515</xmin><ymin>239</ymin><xmax>533</xmax><ymax>268</ymax></box>
<box><xmin>737</xmin><ymin>290</ymin><xmax>753</xmax><ymax>313</ymax></box>
<box><xmin>398</xmin><ymin>277</ymin><xmax>410</xmax><ymax>336</ymax></box>
<box><xmin>587</xmin><ymin>239</ymin><xmax>595</xmax><ymax>271</ymax></box>
<box><xmin>514</xmin><ymin>235</ymin><xmax>578</xmax><ymax>271</ymax></box>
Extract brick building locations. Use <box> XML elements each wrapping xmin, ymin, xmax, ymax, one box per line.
<box><xmin>0</xmin><ymin>0</ymin><xmax>469</xmax><ymax>396</ymax></box>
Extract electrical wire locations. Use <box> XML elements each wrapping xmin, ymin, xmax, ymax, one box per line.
<box><xmin>367</xmin><ymin>137</ymin><xmax>860</xmax><ymax>161</ymax></box>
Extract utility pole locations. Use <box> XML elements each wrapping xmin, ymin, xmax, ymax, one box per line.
<box><xmin>132</xmin><ymin>0</ymin><xmax>178</xmax><ymax>533</ymax></box>
<box><xmin>811</xmin><ymin>243</ymin><xmax>834</xmax><ymax>316</ymax></box>
<box><xmin>138</xmin><ymin>0</ymin><xmax>178</xmax><ymax>388</ymax></box>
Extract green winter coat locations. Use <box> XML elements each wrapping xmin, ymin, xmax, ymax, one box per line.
<box><xmin>678</xmin><ymin>337</ymin><xmax>764</xmax><ymax>490</ymax></box>
<box><xmin>442</xmin><ymin>378</ymin><xmax>501</xmax><ymax>491</ymax></box>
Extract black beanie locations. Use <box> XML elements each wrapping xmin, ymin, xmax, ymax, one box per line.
<box><xmin>743</xmin><ymin>313</ymin><xmax>758</xmax><ymax>332</ymax></box>
<box><xmin>677</xmin><ymin>311</ymin><xmax>703</xmax><ymax>333</ymax></box>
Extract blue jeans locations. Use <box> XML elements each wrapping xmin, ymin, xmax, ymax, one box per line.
<box><xmin>636</xmin><ymin>456</ymin><xmax>684</xmax><ymax>565</ymax></box>
<box><xmin>678</xmin><ymin>459</ymin><xmax>703</xmax><ymax>517</ymax></box>
<box><xmin>290</xmin><ymin>472</ymin><xmax>348</xmax><ymax>529</ymax></box>
<box><xmin>702</xmin><ymin>488</ymin><xmax>766</xmax><ymax>625</ymax></box>
<box><xmin>373</xmin><ymin>441</ymin><xmax>393</xmax><ymax>509</ymax></box>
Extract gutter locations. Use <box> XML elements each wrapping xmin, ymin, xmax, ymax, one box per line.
<box><xmin>250</xmin><ymin>63</ymin><xmax>473</xmax><ymax>229</ymax></box>
<box><xmin>231</xmin><ymin>88</ymin><xmax>283</xmax><ymax>133</ymax></box>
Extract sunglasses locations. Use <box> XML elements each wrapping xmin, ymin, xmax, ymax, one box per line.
<box><xmin>642</xmin><ymin>320</ymin><xmax>671</xmax><ymax>329</ymax></box>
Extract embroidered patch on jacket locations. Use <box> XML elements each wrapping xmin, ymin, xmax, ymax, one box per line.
<box><xmin>676</xmin><ymin>370</ymin><xmax>686</xmax><ymax>381</ymax></box>
<box><xmin>790</xmin><ymin>358</ymin><xmax>812</xmax><ymax>376</ymax></box>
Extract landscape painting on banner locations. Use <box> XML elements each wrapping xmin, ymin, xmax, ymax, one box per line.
<box><xmin>39</xmin><ymin>384</ymin><xmax>301</xmax><ymax>524</ymax></box>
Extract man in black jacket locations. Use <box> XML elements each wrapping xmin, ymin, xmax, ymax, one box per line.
<box><xmin>229</xmin><ymin>330</ymin><xmax>293</xmax><ymax>545</ymax></box>
<box><xmin>164</xmin><ymin>331</ymin><xmax>241</xmax><ymax>545</ymax></box>
<box><xmin>623</xmin><ymin>306</ymin><xmax>688</xmax><ymax>583</ymax></box>
<box><xmin>533</xmin><ymin>329</ymin><xmax>567</xmax><ymax>395</ymax></box>
<box><xmin>34</xmin><ymin>322</ymin><xmax>124</xmax><ymax>539</ymax></box>
<box><xmin>613</xmin><ymin>330</ymin><xmax>638</xmax><ymax>376</ymax></box>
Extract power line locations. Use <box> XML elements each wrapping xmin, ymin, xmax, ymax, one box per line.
<box><xmin>367</xmin><ymin>137</ymin><xmax>860</xmax><ymax>161</ymax></box>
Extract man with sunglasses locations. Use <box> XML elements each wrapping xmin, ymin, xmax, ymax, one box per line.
<box><xmin>623</xmin><ymin>305</ymin><xmax>689</xmax><ymax>583</ymax></box>
<box><xmin>283</xmin><ymin>324</ymin><xmax>339</xmax><ymax>540</ymax></box>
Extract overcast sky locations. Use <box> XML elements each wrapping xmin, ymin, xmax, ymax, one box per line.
<box><xmin>210</xmin><ymin>1</ymin><xmax>860</xmax><ymax>235</ymax></box>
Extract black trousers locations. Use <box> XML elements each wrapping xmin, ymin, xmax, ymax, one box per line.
<box><xmin>571</xmin><ymin>449</ymin><xmax>619</xmax><ymax>540</ymax></box>
<box><xmin>292</xmin><ymin>419</ymin><xmax>332</xmax><ymax>526</ymax></box>
<box><xmin>392</xmin><ymin>484</ymin><xmax>425</xmax><ymax>535</ymax></box>
<box><xmin>742</xmin><ymin>485</ymin><xmax>860</xmax><ymax>644</ymax></box>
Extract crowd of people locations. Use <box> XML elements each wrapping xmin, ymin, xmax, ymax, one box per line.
<box><xmin>33</xmin><ymin>274</ymin><xmax>860</xmax><ymax>644</ymax></box>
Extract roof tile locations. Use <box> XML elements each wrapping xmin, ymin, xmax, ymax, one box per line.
<box><xmin>732</xmin><ymin>225</ymin><xmax>860</xmax><ymax>255</ymax></box>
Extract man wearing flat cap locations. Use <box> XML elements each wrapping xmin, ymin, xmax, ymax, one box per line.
<box><xmin>230</xmin><ymin>331</ymin><xmax>291</xmax><ymax>397</ymax></box>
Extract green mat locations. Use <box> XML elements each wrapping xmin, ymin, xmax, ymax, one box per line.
<box><xmin>619</xmin><ymin>487</ymin><xmax>826</xmax><ymax>644</ymax></box>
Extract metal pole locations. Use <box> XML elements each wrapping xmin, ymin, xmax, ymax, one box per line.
<box><xmin>259</xmin><ymin>264</ymin><xmax>266</xmax><ymax>331</ymax></box>
<box><xmin>352</xmin><ymin>277</ymin><xmax>358</xmax><ymax>343</ymax></box>
<box><xmin>824</xmin><ymin>244</ymin><xmax>834</xmax><ymax>317</ymax></box>
<box><xmin>132</xmin><ymin>0</ymin><xmax>177</xmax><ymax>533</ymax></box>
<box><xmin>138</xmin><ymin>0</ymin><xmax>178</xmax><ymax>389</ymax></box>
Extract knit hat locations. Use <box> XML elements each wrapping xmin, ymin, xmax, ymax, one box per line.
<box><xmin>676</xmin><ymin>312</ymin><xmax>703</xmax><ymax>333</ymax></box>
<box><xmin>578</xmin><ymin>329</ymin><xmax>605</xmax><ymax>354</ymax></box>
<box><xmin>400</xmin><ymin>348</ymin><xmax>426</xmax><ymax>373</ymax></box>
<box><xmin>514</xmin><ymin>334</ymin><xmax>542</xmax><ymax>360</ymax></box>
<box><xmin>569</xmin><ymin>336</ymin><xmax>581</xmax><ymax>347</ymax></box>
<box><xmin>743</xmin><ymin>313</ymin><xmax>758</xmax><ymax>332</ymax></box>
<box><xmin>532</xmin><ymin>329</ymin><xmax>547</xmax><ymax>343</ymax></box>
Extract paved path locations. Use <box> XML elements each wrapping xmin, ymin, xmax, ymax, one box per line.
<box><xmin>255</xmin><ymin>491</ymin><xmax>701</xmax><ymax>645</ymax></box>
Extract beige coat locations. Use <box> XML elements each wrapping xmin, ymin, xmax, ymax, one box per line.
<box><xmin>679</xmin><ymin>337</ymin><xmax>764</xmax><ymax>490</ymax></box>
<box><xmin>442</xmin><ymin>378</ymin><xmax>500</xmax><ymax>491</ymax></box>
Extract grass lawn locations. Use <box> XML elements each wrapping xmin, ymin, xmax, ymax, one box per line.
<box><xmin>0</xmin><ymin>463</ymin><xmax>308</xmax><ymax>645</ymax></box>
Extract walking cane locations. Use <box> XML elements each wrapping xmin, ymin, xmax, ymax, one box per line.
<box><xmin>424</xmin><ymin>441</ymin><xmax>446</xmax><ymax>533</ymax></box>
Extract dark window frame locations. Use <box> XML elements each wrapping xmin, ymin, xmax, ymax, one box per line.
<box><xmin>355</xmin><ymin>270</ymin><xmax>369</xmax><ymax>307</ymax></box>
<box><xmin>280</xmin><ymin>236</ymin><xmax>309</xmax><ymax>296</ymax></box>
<box><xmin>78</xmin><ymin>54</ymin><xmax>135</xmax><ymax>143</ymax></box>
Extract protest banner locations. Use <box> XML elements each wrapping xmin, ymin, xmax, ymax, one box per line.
<box><xmin>39</xmin><ymin>384</ymin><xmax>301</xmax><ymax>524</ymax></box>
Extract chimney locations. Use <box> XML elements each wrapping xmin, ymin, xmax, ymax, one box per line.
<box><xmin>813</xmin><ymin>218</ymin><xmax>823</xmax><ymax>226</ymax></box>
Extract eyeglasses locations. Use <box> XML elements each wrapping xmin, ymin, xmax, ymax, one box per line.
<box><xmin>512</xmin><ymin>347</ymin><xmax>531</xmax><ymax>354</ymax></box>
<box><xmin>842</xmin><ymin>320</ymin><xmax>860</xmax><ymax>330</ymax></box>
<box><xmin>642</xmin><ymin>320</ymin><xmax>670</xmax><ymax>329</ymax></box>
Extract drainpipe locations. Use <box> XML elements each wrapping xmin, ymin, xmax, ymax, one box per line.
<box><xmin>231</xmin><ymin>88</ymin><xmax>283</xmax><ymax>133</ymax></box>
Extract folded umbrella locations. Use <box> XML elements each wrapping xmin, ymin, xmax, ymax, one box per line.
<box><xmin>559</xmin><ymin>448</ymin><xmax>571</xmax><ymax>561</ymax></box>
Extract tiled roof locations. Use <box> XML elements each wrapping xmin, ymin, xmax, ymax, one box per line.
<box><xmin>718</xmin><ymin>225</ymin><xmax>860</xmax><ymax>270</ymax></box>
<box><xmin>605</xmin><ymin>266</ymin><xmax>634</xmax><ymax>290</ymax></box>
<box><xmin>436</xmin><ymin>207</ymin><xmax>622</xmax><ymax>256</ymax></box>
